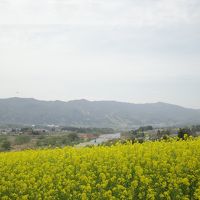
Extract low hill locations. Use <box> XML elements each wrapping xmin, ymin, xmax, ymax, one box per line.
<box><xmin>0</xmin><ymin>97</ymin><xmax>200</xmax><ymax>128</ymax></box>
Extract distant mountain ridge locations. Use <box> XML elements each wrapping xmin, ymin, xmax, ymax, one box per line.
<box><xmin>0</xmin><ymin>97</ymin><xmax>200</xmax><ymax>128</ymax></box>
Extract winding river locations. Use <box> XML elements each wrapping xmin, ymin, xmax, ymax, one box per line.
<box><xmin>77</xmin><ymin>132</ymin><xmax>121</xmax><ymax>147</ymax></box>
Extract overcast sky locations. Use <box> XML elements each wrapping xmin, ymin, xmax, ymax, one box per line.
<box><xmin>0</xmin><ymin>0</ymin><xmax>200</xmax><ymax>108</ymax></box>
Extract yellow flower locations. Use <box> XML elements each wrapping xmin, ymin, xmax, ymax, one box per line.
<box><xmin>1</xmin><ymin>137</ymin><xmax>200</xmax><ymax>199</ymax></box>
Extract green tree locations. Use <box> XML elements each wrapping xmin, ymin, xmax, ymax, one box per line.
<box><xmin>68</xmin><ymin>133</ymin><xmax>79</xmax><ymax>142</ymax></box>
<box><xmin>178</xmin><ymin>128</ymin><xmax>192</xmax><ymax>139</ymax></box>
<box><xmin>1</xmin><ymin>140</ymin><xmax>11</xmax><ymax>151</ymax></box>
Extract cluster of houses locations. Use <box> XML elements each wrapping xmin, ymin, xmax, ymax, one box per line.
<box><xmin>0</xmin><ymin>127</ymin><xmax>49</xmax><ymax>135</ymax></box>
<box><xmin>0</xmin><ymin>124</ymin><xmax>61</xmax><ymax>135</ymax></box>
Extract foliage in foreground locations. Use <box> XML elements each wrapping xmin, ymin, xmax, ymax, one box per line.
<box><xmin>1</xmin><ymin>138</ymin><xmax>200</xmax><ymax>199</ymax></box>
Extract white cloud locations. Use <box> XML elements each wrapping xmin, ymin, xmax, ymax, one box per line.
<box><xmin>0</xmin><ymin>0</ymin><xmax>199</xmax><ymax>26</ymax></box>
<box><xmin>0</xmin><ymin>0</ymin><xmax>200</xmax><ymax>108</ymax></box>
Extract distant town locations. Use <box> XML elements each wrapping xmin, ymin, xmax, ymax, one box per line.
<box><xmin>1</xmin><ymin>123</ymin><xmax>200</xmax><ymax>151</ymax></box>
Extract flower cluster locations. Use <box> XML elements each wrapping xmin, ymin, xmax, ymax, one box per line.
<box><xmin>1</xmin><ymin>138</ymin><xmax>200</xmax><ymax>199</ymax></box>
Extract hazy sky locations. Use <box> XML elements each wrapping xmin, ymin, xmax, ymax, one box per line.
<box><xmin>0</xmin><ymin>0</ymin><xmax>200</xmax><ymax>108</ymax></box>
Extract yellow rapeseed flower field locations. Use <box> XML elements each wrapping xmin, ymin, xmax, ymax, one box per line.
<box><xmin>1</xmin><ymin>138</ymin><xmax>200</xmax><ymax>199</ymax></box>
